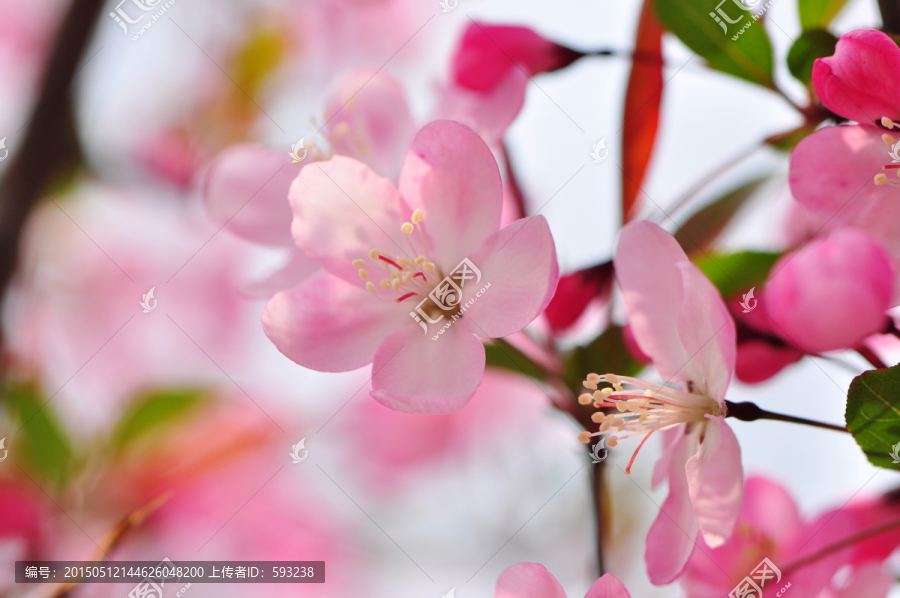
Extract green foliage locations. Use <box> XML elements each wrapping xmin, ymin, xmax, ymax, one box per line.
<box><xmin>787</xmin><ymin>29</ymin><xmax>838</xmax><ymax>84</ymax></box>
<box><xmin>2</xmin><ymin>382</ymin><xmax>74</xmax><ymax>489</ymax></box>
<box><xmin>675</xmin><ymin>178</ymin><xmax>768</xmax><ymax>255</ymax></box>
<box><xmin>654</xmin><ymin>0</ymin><xmax>774</xmax><ymax>88</ymax></box>
<box><xmin>846</xmin><ymin>365</ymin><xmax>900</xmax><ymax>470</ymax></box>
<box><xmin>696</xmin><ymin>250</ymin><xmax>781</xmax><ymax>299</ymax></box>
<box><xmin>109</xmin><ymin>388</ymin><xmax>208</xmax><ymax>454</ymax></box>
<box><xmin>799</xmin><ymin>0</ymin><xmax>850</xmax><ymax>30</ymax></box>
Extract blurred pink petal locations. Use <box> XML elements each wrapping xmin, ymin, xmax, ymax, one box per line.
<box><xmin>544</xmin><ymin>264</ymin><xmax>613</xmax><ymax>334</ymax></box>
<box><xmin>764</xmin><ymin>229</ymin><xmax>893</xmax><ymax>353</ymax></box>
<box><xmin>495</xmin><ymin>563</ymin><xmax>631</xmax><ymax>598</ymax></box>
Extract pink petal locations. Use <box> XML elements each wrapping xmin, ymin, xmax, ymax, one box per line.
<box><xmin>262</xmin><ymin>270</ymin><xmax>406</xmax><ymax>372</ymax></box>
<box><xmin>813</xmin><ymin>29</ymin><xmax>900</xmax><ymax>125</ymax></box>
<box><xmin>434</xmin><ymin>69</ymin><xmax>529</xmax><ymax>146</ymax></box>
<box><xmin>585</xmin><ymin>573</ymin><xmax>631</xmax><ymax>598</ymax></box>
<box><xmin>544</xmin><ymin>264</ymin><xmax>613</xmax><ymax>334</ymax></box>
<box><xmin>495</xmin><ymin>562</ymin><xmax>568</xmax><ymax>598</ymax></box>
<box><xmin>452</xmin><ymin>22</ymin><xmax>582</xmax><ymax>92</ymax></box>
<box><xmin>685</xmin><ymin>417</ymin><xmax>743</xmax><ymax>548</ymax></box>
<box><xmin>202</xmin><ymin>143</ymin><xmax>300</xmax><ymax>246</ymax></box>
<box><xmin>370</xmin><ymin>319</ymin><xmax>486</xmax><ymax>414</ymax></box>
<box><xmin>645</xmin><ymin>430</ymin><xmax>701</xmax><ymax>585</ymax></box>
<box><xmin>289</xmin><ymin>155</ymin><xmax>410</xmax><ymax>285</ymax></box>
<box><xmin>651</xmin><ymin>427</ymin><xmax>683</xmax><ymax>489</ymax></box>
<box><xmin>239</xmin><ymin>249</ymin><xmax>321</xmax><ymax>299</ymax></box>
<box><xmin>324</xmin><ymin>68</ymin><xmax>415</xmax><ymax>180</ymax></box>
<box><xmin>734</xmin><ymin>339</ymin><xmax>803</xmax><ymax>384</ymax></box>
<box><xmin>740</xmin><ymin>476</ymin><xmax>803</xmax><ymax>544</ymax></box>
<box><xmin>765</xmin><ymin>228</ymin><xmax>894</xmax><ymax>353</ymax></box>
<box><xmin>834</xmin><ymin>565</ymin><xmax>894</xmax><ymax>598</ymax></box>
<box><xmin>398</xmin><ymin>120</ymin><xmax>503</xmax><ymax>268</ymax></box>
<box><xmin>463</xmin><ymin>216</ymin><xmax>559</xmax><ymax>338</ymax></box>
<box><xmin>788</xmin><ymin>125</ymin><xmax>896</xmax><ymax>234</ymax></box>
<box><xmin>615</xmin><ymin>221</ymin><xmax>735</xmax><ymax>401</ymax></box>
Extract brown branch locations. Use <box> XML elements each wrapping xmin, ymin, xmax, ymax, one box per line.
<box><xmin>0</xmin><ymin>0</ymin><xmax>106</xmax><ymax>352</ymax></box>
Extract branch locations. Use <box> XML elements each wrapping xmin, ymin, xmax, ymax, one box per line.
<box><xmin>725</xmin><ymin>400</ymin><xmax>848</xmax><ymax>433</ymax></box>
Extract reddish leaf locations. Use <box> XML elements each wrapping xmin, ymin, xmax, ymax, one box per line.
<box><xmin>621</xmin><ymin>0</ymin><xmax>664</xmax><ymax>223</ymax></box>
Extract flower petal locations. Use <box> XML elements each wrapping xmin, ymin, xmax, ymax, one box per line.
<box><xmin>645</xmin><ymin>430</ymin><xmax>700</xmax><ymax>585</ymax></box>
<box><xmin>262</xmin><ymin>270</ymin><xmax>405</xmax><ymax>372</ymax></box>
<box><xmin>585</xmin><ymin>573</ymin><xmax>631</xmax><ymax>598</ymax></box>
<box><xmin>239</xmin><ymin>249</ymin><xmax>321</xmax><ymax>299</ymax></box>
<box><xmin>434</xmin><ymin>69</ymin><xmax>529</xmax><ymax>146</ymax></box>
<box><xmin>289</xmin><ymin>155</ymin><xmax>409</xmax><ymax>285</ymax></box>
<box><xmin>813</xmin><ymin>29</ymin><xmax>900</xmax><ymax>125</ymax></box>
<box><xmin>324</xmin><ymin>68</ymin><xmax>415</xmax><ymax>181</ymax></box>
<box><xmin>685</xmin><ymin>417</ymin><xmax>743</xmax><ymax>549</ymax></box>
<box><xmin>615</xmin><ymin>221</ymin><xmax>734</xmax><ymax>400</ymax></box>
<box><xmin>202</xmin><ymin>144</ymin><xmax>299</xmax><ymax>246</ymax></box>
<box><xmin>370</xmin><ymin>320</ymin><xmax>485</xmax><ymax>414</ymax></box>
<box><xmin>398</xmin><ymin>120</ymin><xmax>503</xmax><ymax>268</ymax></box>
<box><xmin>462</xmin><ymin>216</ymin><xmax>559</xmax><ymax>338</ymax></box>
<box><xmin>494</xmin><ymin>563</ymin><xmax>568</xmax><ymax>598</ymax></box>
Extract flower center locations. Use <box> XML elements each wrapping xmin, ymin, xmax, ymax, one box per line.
<box><xmin>576</xmin><ymin>373</ymin><xmax>724</xmax><ymax>474</ymax></box>
<box><xmin>875</xmin><ymin>117</ymin><xmax>900</xmax><ymax>188</ymax></box>
<box><xmin>352</xmin><ymin>209</ymin><xmax>445</xmax><ymax>305</ymax></box>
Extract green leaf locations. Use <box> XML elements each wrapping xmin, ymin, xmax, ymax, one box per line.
<box><xmin>675</xmin><ymin>177</ymin><xmax>768</xmax><ymax>255</ymax></box>
<box><xmin>110</xmin><ymin>388</ymin><xmax>209</xmax><ymax>454</ymax></box>
<box><xmin>484</xmin><ymin>341</ymin><xmax>550</xmax><ymax>382</ymax></box>
<box><xmin>654</xmin><ymin>0</ymin><xmax>774</xmax><ymax>88</ymax></box>
<box><xmin>846</xmin><ymin>364</ymin><xmax>900</xmax><ymax>470</ymax></box>
<box><xmin>2</xmin><ymin>382</ymin><xmax>74</xmax><ymax>488</ymax></box>
<box><xmin>766</xmin><ymin>123</ymin><xmax>819</xmax><ymax>152</ymax></box>
<box><xmin>696</xmin><ymin>250</ymin><xmax>781</xmax><ymax>298</ymax></box>
<box><xmin>562</xmin><ymin>326</ymin><xmax>645</xmax><ymax>395</ymax></box>
<box><xmin>799</xmin><ymin>0</ymin><xmax>850</xmax><ymax>30</ymax></box>
<box><xmin>787</xmin><ymin>29</ymin><xmax>838</xmax><ymax>84</ymax></box>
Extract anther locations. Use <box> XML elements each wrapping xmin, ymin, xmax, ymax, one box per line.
<box><xmin>411</xmin><ymin>209</ymin><xmax>423</xmax><ymax>224</ymax></box>
<box><xmin>366</xmin><ymin>282</ymin><xmax>377</xmax><ymax>293</ymax></box>
<box><xmin>358</xmin><ymin>270</ymin><xmax>369</xmax><ymax>281</ymax></box>
<box><xmin>578</xmin><ymin>393</ymin><xmax>593</xmax><ymax>405</ymax></box>
<box><xmin>883</xmin><ymin>116</ymin><xmax>896</xmax><ymax>129</ymax></box>
<box><xmin>401</xmin><ymin>223</ymin><xmax>414</xmax><ymax>234</ymax></box>
<box><xmin>352</xmin><ymin>259</ymin><xmax>364</xmax><ymax>268</ymax></box>
<box><xmin>578</xmin><ymin>431</ymin><xmax>592</xmax><ymax>444</ymax></box>
<box><xmin>876</xmin><ymin>173</ymin><xmax>889</xmax><ymax>185</ymax></box>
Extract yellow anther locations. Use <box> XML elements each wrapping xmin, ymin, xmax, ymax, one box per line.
<box><xmin>391</xmin><ymin>279</ymin><xmax>400</xmax><ymax>290</ymax></box>
<box><xmin>424</xmin><ymin>262</ymin><xmax>435</xmax><ymax>272</ymax></box>
<box><xmin>369</xmin><ymin>250</ymin><xmax>380</xmax><ymax>259</ymax></box>
<box><xmin>586</xmin><ymin>373</ymin><xmax>602</xmax><ymax>383</ymax></box>
<box><xmin>397</xmin><ymin>257</ymin><xmax>412</xmax><ymax>267</ymax></box>
<box><xmin>884</xmin><ymin>133</ymin><xmax>897</xmax><ymax>146</ymax></box>
<box><xmin>365</xmin><ymin>282</ymin><xmax>376</xmax><ymax>293</ymax></box>
<box><xmin>605</xmin><ymin>436</ymin><xmax>619</xmax><ymax>447</ymax></box>
<box><xmin>358</xmin><ymin>269</ymin><xmax>369</xmax><ymax>281</ymax></box>
<box><xmin>883</xmin><ymin>116</ymin><xmax>896</xmax><ymax>129</ymax></box>
<box><xmin>411</xmin><ymin>209</ymin><xmax>423</xmax><ymax>224</ymax></box>
<box><xmin>415</xmin><ymin>256</ymin><xmax>425</xmax><ymax>265</ymax></box>
<box><xmin>578</xmin><ymin>393</ymin><xmax>593</xmax><ymax>405</ymax></box>
<box><xmin>591</xmin><ymin>412</ymin><xmax>605</xmax><ymax>423</ymax></box>
<box><xmin>584</xmin><ymin>381</ymin><xmax>598</xmax><ymax>390</ymax></box>
<box><xmin>601</xmin><ymin>388</ymin><xmax>613</xmax><ymax>397</ymax></box>
<box><xmin>352</xmin><ymin>259</ymin><xmax>365</xmax><ymax>268</ymax></box>
<box><xmin>577</xmin><ymin>431</ymin><xmax>592</xmax><ymax>444</ymax></box>
<box><xmin>380</xmin><ymin>279</ymin><xmax>392</xmax><ymax>289</ymax></box>
<box><xmin>876</xmin><ymin>173</ymin><xmax>889</xmax><ymax>185</ymax></box>
<box><xmin>401</xmin><ymin>222</ymin><xmax>414</xmax><ymax>234</ymax></box>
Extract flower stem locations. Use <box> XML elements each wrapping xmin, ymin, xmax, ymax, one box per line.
<box><xmin>856</xmin><ymin>344</ymin><xmax>888</xmax><ymax>370</ymax></box>
<box><xmin>782</xmin><ymin>516</ymin><xmax>900</xmax><ymax>576</ymax></box>
<box><xmin>724</xmin><ymin>400</ymin><xmax>848</xmax><ymax>433</ymax></box>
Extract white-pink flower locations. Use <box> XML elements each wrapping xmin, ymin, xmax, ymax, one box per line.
<box><xmin>262</xmin><ymin>120</ymin><xmax>558</xmax><ymax>414</ymax></box>
<box><xmin>580</xmin><ymin>221</ymin><xmax>743</xmax><ymax>585</ymax></box>
<box><xmin>495</xmin><ymin>563</ymin><xmax>631</xmax><ymax>598</ymax></box>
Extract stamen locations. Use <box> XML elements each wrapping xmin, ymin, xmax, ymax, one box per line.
<box><xmin>625</xmin><ymin>431</ymin><xmax>654</xmax><ymax>475</ymax></box>
<box><xmin>401</xmin><ymin>222</ymin><xmax>414</xmax><ymax>234</ymax></box>
<box><xmin>578</xmin><ymin>431</ymin><xmax>592</xmax><ymax>444</ymax></box>
<box><xmin>396</xmin><ymin>292</ymin><xmax>416</xmax><ymax>302</ymax></box>
<box><xmin>352</xmin><ymin>259</ymin><xmax>364</xmax><ymax>268</ymax></box>
<box><xmin>579</xmin><ymin>393</ymin><xmax>593</xmax><ymax>405</ymax></box>
<box><xmin>365</xmin><ymin>282</ymin><xmax>377</xmax><ymax>294</ymax></box>
<box><xmin>378</xmin><ymin>255</ymin><xmax>403</xmax><ymax>270</ymax></box>
<box><xmin>411</xmin><ymin>209</ymin><xmax>423</xmax><ymax>223</ymax></box>
<box><xmin>884</xmin><ymin>133</ymin><xmax>897</xmax><ymax>146</ymax></box>
<box><xmin>358</xmin><ymin>269</ymin><xmax>369</xmax><ymax>280</ymax></box>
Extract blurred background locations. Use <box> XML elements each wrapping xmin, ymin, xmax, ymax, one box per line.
<box><xmin>0</xmin><ymin>0</ymin><xmax>895</xmax><ymax>596</ymax></box>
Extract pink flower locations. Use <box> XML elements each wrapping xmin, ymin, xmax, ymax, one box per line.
<box><xmin>680</xmin><ymin>476</ymin><xmax>900</xmax><ymax>598</ymax></box>
<box><xmin>544</xmin><ymin>263</ymin><xmax>613</xmax><ymax>334</ymax></box>
<box><xmin>764</xmin><ymin>229</ymin><xmax>894</xmax><ymax>353</ymax></box>
<box><xmin>790</xmin><ymin>29</ymin><xmax>900</xmax><ymax>288</ymax></box>
<box><xmin>495</xmin><ymin>563</ymin><xmax>630</xmax><ymax>598</ymax></box>
<box><xmin>263</xmin><ymin>120</ymin><xmax>558</xmax><ymax>414</ymax></box>
<box><xmin>580</xmin><ymin>221</ymin><xmax>742</xmax><ymax>585</ymax></box>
